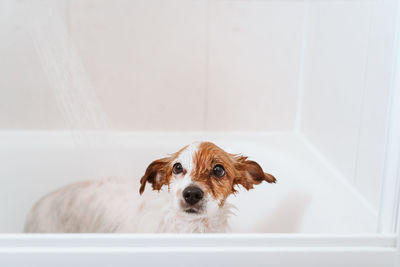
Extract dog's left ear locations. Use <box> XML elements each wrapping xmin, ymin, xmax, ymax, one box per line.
<box><xmin>234</xmin><ymin>156</ymin><xmax>276</xmax><ymax>190</ymax></box>
<box><xmin>139</xmin><ymin>157</ymin><xmax>171</xmax><ymax>195</ymax></box>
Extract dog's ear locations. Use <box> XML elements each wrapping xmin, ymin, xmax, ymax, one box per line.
<box><xmin>233</xmin><ymin>156</ymin><xmax>276</xmax><ymax>190</ymax></box>
<box><xmin>139</xmin><ymin>157</ymin><xmax>171</xmax><ymax>195</ymax></box>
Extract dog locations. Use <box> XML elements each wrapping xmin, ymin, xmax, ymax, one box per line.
<box><xmin>24</xmin><ymin>142</ymin><xmax>276</xmax><ymax>233</ymax></box>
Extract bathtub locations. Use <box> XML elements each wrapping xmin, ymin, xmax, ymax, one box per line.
<box><xmin>0</xmin><ymin>131</ymin><xmax>398</xmax><ymax>266</ymax></box>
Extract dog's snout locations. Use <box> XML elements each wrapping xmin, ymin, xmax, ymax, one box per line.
<box><xmin>182</xmin><ymin>186</ymin><xmax>203</xmax><ymax>205</ymax></box>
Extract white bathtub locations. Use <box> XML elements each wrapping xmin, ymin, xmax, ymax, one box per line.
<box><xmin>0</xmin><ymin>131</ymin><xmax>398</xmax><ymax>266</ymax></box>
<box><xmin>0</xmin><ymin>131</ymin><xmax>379</xmax><ymax>234</ymax></box>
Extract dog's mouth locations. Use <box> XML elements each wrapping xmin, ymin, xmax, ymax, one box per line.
<box><xmin>181</xmin><ymin>203</ymin><xmax>203</xmax><ymax>214</ymax></box>
<box><xmin>185</xmin><ymin>208</ymin><xmax>199</xmax><ymax>214</ymax></box>
<box><xmin>180</xmin><ymin>199</ymin><xmax>204</xmax><ymax>215</ymax></box>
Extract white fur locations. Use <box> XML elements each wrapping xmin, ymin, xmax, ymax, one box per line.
<box><xmin>24</xmin><ymin>143</ymin><xmax>234</xmax><ymax>233</ymax></box>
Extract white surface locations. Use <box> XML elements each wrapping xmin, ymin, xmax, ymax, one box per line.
<box><xmin>0</xmin><ymin>0</ymin><xmax>304</xmax><ymax>131</ymax></box>
<box><xmin>0</xmin><ymin>234</ymin><xmax>397</xmax><ymax>267</ymax></box>
<box><xmin>70</xmin><ymin>0</ymin><xmax>208</xmax><ymax>131</ymax></box>
<box><xmin>0</xmin><ymin>248</ymin><xmax>396</xmax><ymax>267</ymax></box>
<box><xmin>0</xmin><ymin>131</ymin><xmax>377</xmax><ymax>234</ymax></box>
<box><xmin>300</xmin><ymin>1</ymin><xmax>372</xmax><ymax>183</ymax></box>
<box><xmin>379</xmin><ymin>0</ymin><xmax>400</xmax><ymax>234</ymax></box>
<box><xmin>0</xmin><ymin>0</ymin><xmax>67</xmax><ymax>129</ymax></box>
<box><xmin>206</xmin><ymin>1</ymin><xmax>304</xmax><ymax>130</ymax></box>
<box><xmin>355</xmin><ymin>0</ymin><xmax>397</xmax><ymax>211</ymax></box>
<box><xmin>299</xmin><ymin>0</ymin><xmax>398</xmax><ymax>210</ymax></box>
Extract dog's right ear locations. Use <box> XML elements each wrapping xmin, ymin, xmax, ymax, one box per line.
<box><xmin>139</xmin><ymin>157</ymin><xmax>172</xmax><ymax>195</ymax></box>
<box><xmin>233</xmin><ymin>155</ymin><xmax>276</xmax><ymax>190</ymax></box>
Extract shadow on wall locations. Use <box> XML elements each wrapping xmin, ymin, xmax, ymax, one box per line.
<box><xmin>256</xmin><ymin>192</ymin><xmax>312</xmax><ymax>233</ymax></box>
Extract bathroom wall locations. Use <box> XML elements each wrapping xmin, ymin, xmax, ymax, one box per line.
<box><xmin>0</xmin><ymin>0</ymin><xmax>67</xmax><ymax>129</ymax></box>
<box><xmin>299</xmin><ymin>0</ymin><xmax>397</xmax><ymax>210</ymax></box>
<box><xmin>0</xmin><ymin>0</ymin><xmax>305</xmax><ymax>131</ymax></box>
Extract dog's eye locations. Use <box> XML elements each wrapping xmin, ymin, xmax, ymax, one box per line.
<box><xmin>172</xmin><ymin>163</ymin><xmax>183</xmax><ymax>174</ymax></box>
<box><xmin>212</xmin><ymin>164</ymin><xmax>225</xmax><ymax>178</ymax></box>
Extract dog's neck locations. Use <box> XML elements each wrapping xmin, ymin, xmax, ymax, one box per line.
<box><xmin>156</xmin><ymin>202</ymin><xmax>234</xmax><ymax>233</ymax></box>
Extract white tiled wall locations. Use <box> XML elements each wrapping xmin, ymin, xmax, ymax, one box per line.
<box><xmin>353</xmin><ymin>0</ymin><xmax>398</xmax><ymax>211</ymax></box>
<box><xmin>299</xmin><ymin>0</ymin><xmax>397</xmax><ymax>210</ymax></box>
<box><xmin>69</xmin><ymin>0</ymin><xmax>208</xmax><ymax>130</ymax></box>
<box><xmin>0</xmin><ymin>0</ymin><xmax>67</xmax><ymax>129</ymax></box>
<box><xmin>0</xmin><ymin>0</ymin><xmax>305</xmax><ymax>131</ymax></box>
<box><xmin>300</xmin><ymin>2</ymin><xmax>373</xmax><ymax>185</ymax></box>
<box><xmin>206</xmin><ymin>1</ymin><xmax>304</xmax><ymax>131</ymax></box>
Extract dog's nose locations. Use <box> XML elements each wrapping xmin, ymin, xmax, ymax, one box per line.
<box><xmin>182</xmin><ymin>186</ymin><xmax>204</xmax><ymax>205</ymax></box>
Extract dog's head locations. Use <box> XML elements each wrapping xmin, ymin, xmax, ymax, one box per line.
<box><xmin>139</xmin><ymin>142</ymin><xmax>276</xmax><ymax>215</ymax></box>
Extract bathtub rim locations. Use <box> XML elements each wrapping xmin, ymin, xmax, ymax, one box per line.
<box><xmin>0</xmin><ymin>233</ymin><xmax>398</xmax><ymax>267</ymax></box>
<box><xmin>0</xmin><ymin>233</ymin><xmax>396</xmax><ymax>249</ymax></box>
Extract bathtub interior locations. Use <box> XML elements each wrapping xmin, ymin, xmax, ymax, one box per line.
<box><xmin>0</xmin><ymin>132</ymin><xmax>377</xmax><ymax>234</ymax></box>
<box><xmin>0</xmin><ymin>0</ymin><xmax>399</xmax><ymax>238</ymax></box>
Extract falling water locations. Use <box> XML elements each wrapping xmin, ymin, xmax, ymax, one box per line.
<box><xmin>25</xmin><ymin>3</ymin><xmax>123</xmax><ymax>177</ymax></box>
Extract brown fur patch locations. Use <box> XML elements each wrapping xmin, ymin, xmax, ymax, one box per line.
<box><xmin>139</xmin><ymin>145</ymin><xmax>188</xmax><ymax>194</ymax></box>
<box><xmin>191</xmin><ymin>142</ymin><xmax>276</xmax><ymax>203</ymax></box>
<box><xmin>234</xmin><ymin>156</ymin><xmax>276</xmax><ymax>189</ymax></box>
<box><xmin>139</xmin><ymin>157</ymin><xmax>173</xmax><ymax>194</ymax></box>
<box><xmin>191</xmin><ymin>142</ymin><xmax>238</xmax><ymax>203</ymax></box>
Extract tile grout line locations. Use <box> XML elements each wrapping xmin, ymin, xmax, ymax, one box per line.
<box><xmin>203</xmin><ymin>0</ymin><xmax>212</xmax><ymax>131</ymax></box>
<box><xmin>66</xmin><ymin>0</ymin><xmax>70</xmax><ymax>36</ymax></box>
<box><xmin>294</xmin><ymin>0</ymin><xmax>310</xmax><ymax>134</ymax></box>
<box><xmin>353</xmin><ymin>2</ymin><xmax>374</xmax><ymax>191</ymax></box>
